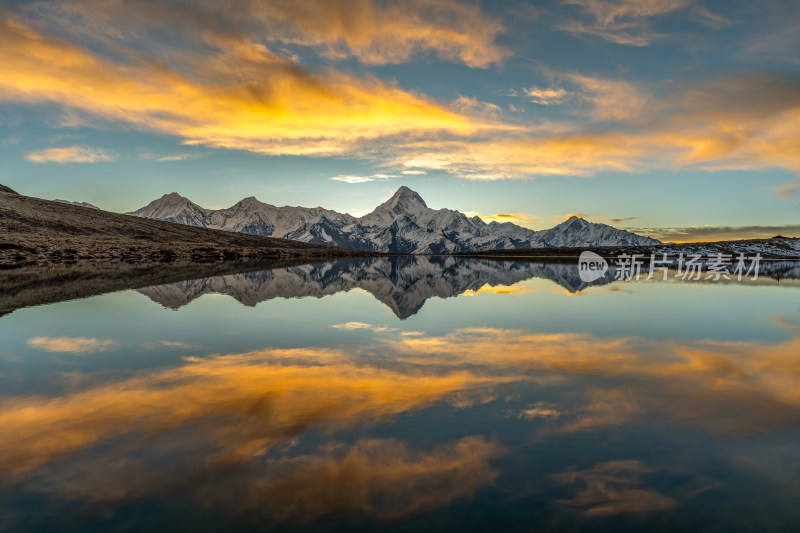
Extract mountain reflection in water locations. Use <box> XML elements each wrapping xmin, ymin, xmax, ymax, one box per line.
<box><xmin>138</xmin><ymin>256</ymin><xmax>799</xmax><ymax>319</ymax></box>
<box><xmin>138</xmin><ymin>257</ymin><xmax>618</xmax><ymax>318</ymax></box>
<box><xmin>1</xmin><ymin>258</ymin><xmax>799</xmax><ymax>532</ymax></box>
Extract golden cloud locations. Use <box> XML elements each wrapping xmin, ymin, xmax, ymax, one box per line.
<box><xmin>395</xmin><ymin>132</ymin><xmax>648</xmax><ymax>179</ymax></box>
<box><xmin>15</xmin><ymin>327</ymin><xmax>798</xmax><ymax>469</ymax></box>
<box><xmin>24</xmin><ymin>145</ymin><xmax>117</xmax><ymax>164</ymax></box>
<box><xmin>563</xmin><ymin>73</ymin><xmax>651</xmax><ymax>122</ymax></box>
<box><xmin>559</xmin><ymin>0</ymin><xmax>692</xmax><ymax>46</ymax></box>
<box><xmin>462</xmin><ymin>284</ymin><xmax>536</xmax><ymax>297</ymax></box>
<box><xmin>519</xmin><ymin>87</ymin><xmax>569</xmax><ymax>105</ymax></box>
<box><xmin>262</xmin><ymin>0</ymin><xmax>510</xmax><ymax>67</ymax></box>
<box><xmin>396</xmin><ymin>74</ymin><xmax>800</xmax><ymax>179</ymax></box>
<box><xmin>0</xmin><ymin>346</ymin><xmax>510</xmax><ymax>475</ymax></box>
<box><xmin>553</xmin><ymin>460</ymin><xmax>677</xmax><ymax>515</ymax></box>
<box><xmin>330</xmin><ymin>321</ymin><xmax>394</xmax><ymax>332</ymax></box>
<box><xmin>1</xmin><ymin>3</ymin><xmax>798</xmax><ymax>181</ymax></box>
<box><xmin>33</xmin><ymin>0</ymin><xmax>509</xmax><ymax>68</ymax></box>
<box><xmin>0</xmin><ymin>17</ymin><xmax>494</xmax><ymax>157</ymax></box>
<box><xmin>29</xmin><ymin>435</ymin><xmax>502</xmax><ymax>523</ymax></box>
<box><xmin>462</xmin><ymin>210</ymin><xmax>538</xmax><ymax>225</ymax></box>
<box><xmin>389</xmin><ymin>328</ymin><xmax>800</xmax><ymax>435</ymax></box>
<box><xmin>5</xmin><ymin>326</ymin><xmax>800</xmax><ymax>521</ymax></box>
<box><xmin>27</xmin><ymin>336</ymin><xmax>119</xmax><ymax>354</ymax></box>
<box><xmin>209</xmin><ymin>436</ymin><xmax>503</xmax><ymax>522</ymax></box>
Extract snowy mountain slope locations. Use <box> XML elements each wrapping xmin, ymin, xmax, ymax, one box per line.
<box><xmin>130</xmin><ymin>193</ymin><xmax>211</xmax><ymax>227</ymax></box>
<box><xmin>129</xmin><ymin>186</ymin><xmax>661</xmax><ymax>253</ymax></box>
<box><xmin>536</xmin><ymin>216</ymin><xmax>661</xmax><ymax>247</ymax></box>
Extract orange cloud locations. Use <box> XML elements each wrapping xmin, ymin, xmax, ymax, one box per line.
<box><xmin>563</xmin><ymin>73</ymin><xmax>651</xmax><ymax>122</ymax></box>
<box><xmin>36</xmin><ymin>0</ymin><xmax>509</xmax><ymax>68</ymax></box>
<box><xmin>396</xmin><ymin>132</ymin><xmax>647</xmax><ymax>179</ymax></box>
<box><xmin>207</xmin><ymin>436</ymin><xmax>503</xmax><ymax>522</ymax></box>
<box><xmin>553</xmin><ymin>460</ymin><xmax>677</xmax><ymax>516</ymax></box>
<box><xmin>27</xmin><ymin>336</ymin><xmax>118</xmax><ymax>354</ymax></box>
<box><xmin>5</xmin><ymin>5</ymin><xmax>800</xmax><ymax>181</ymax></box>
<box><xmin>396</xmin><ymin>74</ymin><xmax>800</xmax><ymax>179</ymax></box>
<box><xmin>264</xmin><ymin>0</ymin><xmax>510</xmax><ymax>67</ymax></box>
<box><xmin>0</xmin><ymin>17</ymin><xmax>493</xmax><ymax>158</ymax></box>
<box><xmin>519</xmin><ymin>87</ymin><xmax>569</xmax><ymax>105</ymax></box>
<box><xmin>389</xmin><ymin>328</ymin><xmax>800</xmax><ymax>435</ymax></box>
<box><xmin>559</xmin><ymin>0</ymin><xmax>692</xmax><ymax>46</ymax></box>
<box><xmin>5</xmin><ymin>326</ymin><xmax>800</xmax><ymax>522</ymax></box>
<box><xmin>0</xmin><ymin>346</ymin><xmax>510</xmax><ymax>475</ymax></box>
<box><xmin>330</xmin><ymin>321</ymin><xmax>395</xmax><ymax>332</ymax></box>
<box><xmin>20</xmin><ymin>435</ymin><xmax>502</xmax><ymax>523</ymax></box>
<box><xmin>25</xmin><ymin>145</ymin><xmax>117</xmax><ymax>164</ymax></box>
<box><xmin>463</xmin><ymin>210</ymin><xmax>538</xmax><ymax>225</ymax></box>
<box><xmin>2</xmin><ymin>4</ymin><xmax>798</xmax><ymax>181</ymax></box>
<box><xmin>462</xmin><ymin>284</ymin><xmax>536</xmax><ymax>297</ymax></box>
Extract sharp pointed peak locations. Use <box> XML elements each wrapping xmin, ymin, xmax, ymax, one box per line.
<box><xmin>386</xmin><ymin>186</ymin><xmax>427</xmax><ymax>207</ymax></box>
<box><xmin>391</xmin><ymin>185</ymin><xmax>418</xmax><ymax>196</ymax></box>
<box><xmin>562</xmin><ymin>215</ymin><xmax>589</xmax><ymax>225</ymax></box>
<box><xmin>234</xmin><ymin>196</ymin><xmax>263</xmax><ymax>206</ymax></box>
<box><xmin>151</xmin><ymin>192</ymin><xmax>198</xmax><ymax>206</ymax></box>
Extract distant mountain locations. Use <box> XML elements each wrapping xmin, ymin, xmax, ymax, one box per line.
<box><xmin>53</xmin><ymin>199</ymin><xmax>100</xmax><ymax>210</ymax></box>
<box><xmin>129</xmin><ymin>186</ymin><xmax>661</xmax><ymax>253</ymax></box>
<box><xmin>535</xmin><ymin>215</ymin><xmax>659</xmax><ymax>247</ymax></box>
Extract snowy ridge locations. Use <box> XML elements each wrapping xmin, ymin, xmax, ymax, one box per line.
<box><xmin>129</xmin><ymin>186</ymin><xmax>661</xmax><ymax>253</ymax></box>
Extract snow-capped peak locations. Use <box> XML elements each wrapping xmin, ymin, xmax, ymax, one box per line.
<box><xmin>555</xmin><ymin>216</ymin><xmax>589</xmax><ymax>231</ymax></box>
<box><xmin>385</xmin><ymin>186</ymin><xmax>427</xmax><ymax>210</ymax></box>
<box><xmin>360</xmin><ymin>186</ymin><xmax>430</xmax><ymax>227</ymax></box>
<box><xmin>537</xmin><ymin>215</ymin><xmax>660</xmax><ymax>247</ymax></box>
<box><xmin>128</xmin><ymin>192</ymin><xmax>209</xmax><ymax>226</ymax></box>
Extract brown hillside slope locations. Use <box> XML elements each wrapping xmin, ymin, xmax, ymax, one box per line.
<box><xmin>0</xmin><ymin>187</ymin><xmax>369</xmax><ymax>267</ymax></box>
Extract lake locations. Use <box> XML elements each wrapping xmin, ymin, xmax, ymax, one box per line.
<box><xmin>1</xmin><ymin>257</ymin><xmax>799</xmax><ymax>532</ymax></box>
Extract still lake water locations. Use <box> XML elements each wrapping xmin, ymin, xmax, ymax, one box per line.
<box><xmin>1</xmin><ymin>257</ymin><xmax>800</xmax><ymax>532</ymax></box>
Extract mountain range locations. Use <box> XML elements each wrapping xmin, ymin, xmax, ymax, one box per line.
<box><xmin>129</xmin><ymin>186</ymin><xmax>661</xmax><ymax>254</ymax></box>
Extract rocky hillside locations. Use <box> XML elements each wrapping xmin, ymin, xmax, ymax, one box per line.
<box><xmin>0</xmin><ymin>186</ymin><xmax>369</xmax><ymax>267</ymax></box>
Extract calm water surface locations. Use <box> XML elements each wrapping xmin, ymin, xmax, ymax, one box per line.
<box><xmin>1</xmin><ymin>257</ymin><xmax>799</xmax><ymax>532</ymax></box>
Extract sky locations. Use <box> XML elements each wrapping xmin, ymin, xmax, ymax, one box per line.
<box><xmin>0</xmin><ymin>0</ymin><xmax>798</xmax><ymax>242</ymax></box>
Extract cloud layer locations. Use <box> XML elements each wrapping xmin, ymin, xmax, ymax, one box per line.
<box><xmin>2</xmin><ymin>0</ymin><xmax>799</xmax><ymax>190</ymax></box>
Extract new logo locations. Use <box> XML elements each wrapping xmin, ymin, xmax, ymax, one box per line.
<box><xmin>578</xmin><ymin>251</ymin><xmax>608</xmax><ymax>282</ymax></box>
